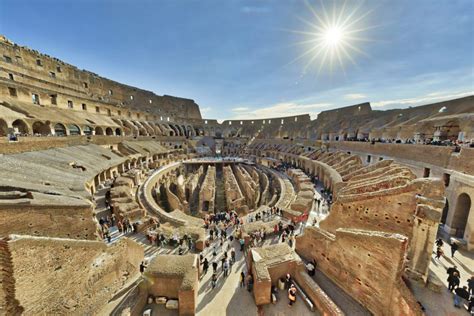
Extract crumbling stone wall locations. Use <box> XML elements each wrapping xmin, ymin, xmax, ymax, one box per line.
<box><xmin>199</xmin><ymin>166</ymin><xmax>216</xmax><ymax>213</ymax></box>
<box><xmin>0</xmin><ymin>237</ymin><xmax>23</xmax><ymax>316</ymax></box>
<box><xmin>9</xmin><ymin>236</ymin><xmax>143</xmax><ymax>315</ymax></box>
<box><xmin>296</xmin><ymin>228</ymin><xmax>423</xmax><ymax>316</ymax></box>
<box><xmin>0</xmin><ymin>195</ymin><xmax>96</xmax><ymax>240</ymax></box>
<box><xmin>223</xmin><ymin>165</ymin><xmax>247</xmax><ymax>213</ymax></box>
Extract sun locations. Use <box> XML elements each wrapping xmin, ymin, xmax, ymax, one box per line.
<box><xmin>289</xmin><ymin>0</ymin><xmax>375</xmax><ymax>75</ymax></box>
<box><xmin>323</xmin><ymin>26</ymin><xmax>344</xmax><ymax>47</ymax></box>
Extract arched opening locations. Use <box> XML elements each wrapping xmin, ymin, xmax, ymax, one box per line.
<box><xmin>95</xmin><ymin>126</ymin><xmax>104</xmax><ymax>135</ymax></box>
<box><xmin>452</xmin><ymin>193</ymin><xmax>471</xmax><ymax>238</ymax></box>
<box><xmin>123</xmin><ymin>126</ymin><xmax>132</xmax><ymax>136</ymax></box>
<box><xmin>12</xmin><ymin>119</ymin><xmax>30</xmax><ymax>135</ymax></box>
<box><xmin>441</xmin><ymin>198</ymin><xmax>449</xmax><ymax>224</ymax></box>
<box><xmin>106</xmin><ymin>127</ymin><xmax>114</xmax><ymax>135</ymax></box>
<box><xmin>83</xmin><ymin>125</ymin><xmax>93</xmax><ymax>136</ymax></box>
<box><xmin>0</xmin><ymin>119</ymin><xmax>7</xmax><ymax>136</ymax></box>
<box><xmin>54</xmin><ymin>123</ymin><xmax>67</xmax><ymax>136</ymax></box>
<box><xmin>139</xmin><ymin>128</ymin><xmax>147</xmax><ymax>136</ymax></box>
<box><xmin>115</xmin><ymin>128</ymin><xmax>122</xmax><ymax>136</ymax></box>
<box><xmin>32</xmin><ymin>121</ymin><xmax>51</xmax><ymax>136</ymax></box>
<box><xmin>169</xmin><ymin>124</ymin><xmax>179</xmax><ymax>136</ymax></box>
<box><xmin>68</xmin><ymin>124</ymin><xmax>81</xmax><ymax>136</ymax></box>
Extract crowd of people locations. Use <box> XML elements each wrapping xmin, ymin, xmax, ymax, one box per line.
<box><xmin>434</xmin><ymin>238</ymin><xmax>474</xmax><ymax>312</ymax></box>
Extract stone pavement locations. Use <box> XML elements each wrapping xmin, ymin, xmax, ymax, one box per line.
<box><xmin>412</xmin><ymin>230</ymin><xmax>473</xmax><ymax>315</ymax></box>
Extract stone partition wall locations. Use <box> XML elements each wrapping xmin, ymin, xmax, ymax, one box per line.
<box><xmin>0</xmin><ymin>194</ymin><xmax>96</xmax><ymax>240</ymax></box>
<box><xmin>8</xmin><ymin>236</ymin><xmax>143</xmax><ymax>315</ymax></box>
<box><xmin>144</xmin><ymin>254</ymin><xmax>199</xmax><ymax>316</ymax></box>
<box><xmin>296</xmin><ymin>228</ymin><xmax>423</xmax><ymax>316</ymax></box>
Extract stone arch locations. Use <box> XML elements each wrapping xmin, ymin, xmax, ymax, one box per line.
<box><xmin>32</xmin><ymin>121</ymin><xmax>51</xmax><ymax>136</ymax></box>
<box><xmin>452</xmin><ymin>193</ymin><xmax>471</xmax><ymax>238</ymax></box>
<box><xmin>142</xmin><ymin>122</ymin><xmax>155</xmax><ymax>135</ymax></box>
<box><xmin>12</xmin><ymin>119</ymin><xmax>30</xmax><ymax>135</ymax></box>
<box><xmin>106</xmin><ymin>127</ymin><xmax>114</xmax><ymax>136</ymax></box>
<box><xmin>122</xmin><ymin>120</ymin><xmax>138</xmax><ymax>136</ymax></box>
<box><xmin>0</xmin><ymin>118</ymin><xmax>8</xmax><ymax>136</ymax></box>
<box><xmin>115</xmin><ymin>128</ymin><xmax>122</xmax><ymax>136</ymax></box>
<box><xmin>169</xmin><ymin>124</ymin><xmax>179</xmax><ymax>136</ymax></box>
<box><xmin>68</xmin><ymin>124</ymin><xmax>81</xmax><ymax>136</ymax></box>
<box><xmin>138</xmin><ymin>127</ymin><xmax>147</xmax><ymax>136</ymax></box>
<box><xmin>83</xmin><ymin>125</ymin><xmax>93</xmax><ymax>136</ymax></box>
<box><xmin>54</xmin><ymin>123</ymin><xmax>67</xmax><ymax>136</ymax></box>
<box><xmin>175</xmin><ymin>124</ymin><xmax>184</xmax><ymax>136</ymax></box>
<box><xmin>95</xmin><ymin>126</ymin><xmax>104</xmax><ymax>135</ymax></box>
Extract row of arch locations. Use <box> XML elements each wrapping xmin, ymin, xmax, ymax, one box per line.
<box><xmin>0</xmin><ymin>117</ymin><xmax>202</xmax><ymax>138</ymax></box>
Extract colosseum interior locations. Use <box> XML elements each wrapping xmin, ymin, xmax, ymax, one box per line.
<box><xmin>0</xmin><ymin>26</ymin><xmax>473</xmax><ymax>316</ymax></box>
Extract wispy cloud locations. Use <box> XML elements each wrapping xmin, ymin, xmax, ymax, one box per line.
<box><xmin>241</xmin><ymin>6</ymin><xmax>271</xmax><ymax>14</ymax></box>
<box><xmin>232</xmin><ymin>107</ymin><xmax>250</xmax><ymax>112</ymax></box>
<box><xmin>372</xmin><ymin>90</ymin><xmax>473</xmax><ymax>108</ymax></box>
<box><xmin>230</xmin><ymin>102</ymin><xmax>331</xmax><ymax>120</ymax></box>
<box><xmin>344</xmin><ymin>93</ymin><xmax>367</xmax><ymax>100</ymax></box>
<box><xmin>200</xmin><ymin>106</ymin><xmax>212</xmax><ymax>114</ymax></box>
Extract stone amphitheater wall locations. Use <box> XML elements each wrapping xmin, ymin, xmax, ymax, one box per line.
<box><xmin>0</xmin><ymin>203</ymin><xmax>95</xmax><ymax>240</ymax></box>
<box><xmin>8</xmin><ymin>236</ymin><xmax>143</xmax><ymax>315</ymax></box>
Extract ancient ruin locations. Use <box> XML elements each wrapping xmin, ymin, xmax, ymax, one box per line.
<box><xmin>0</xmin><ymin>30</ymin><xmax>473</xmax><ymax>316</ymax></box>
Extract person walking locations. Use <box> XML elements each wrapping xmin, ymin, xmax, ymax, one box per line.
<box><xmin>448</xmin><ymin>272</ymin><xmax>460</xmax><ymax>292</ymax></box>
<box><xmin>435</xmin><ymin>238</ymin><xmax>443</xmax><ymax>248</ymax></box>
<box><xmin>140</xmin><ymin>261</ymin><xmax>146</xmax><ymax>274</ymax></box>
<box><xmin>211</xmin><ymin>272</ymin><xmax>218</xmax><ymax>289</ymax></box>
<box><xmin>451</xmin><ymin>242</ymin><xmax>459</xmax><ymax>258</ymax></box>
<box><xmin>203</xmin><ymin>258</ymin><xmax>209</xmax><ymax>275</ymax></box>
<box><xmin>454</xmin><ymin>286</ymin><xmax>469</xmax><ymax>308</ymax></box>
<box><xmin>240</xmin><ymin>271</ymin><xmax>245</xmax><ymax>287</ymax></box>
<box><xmin>212</xmin><ymin>261</ymin><xmax>218</xmax><ymax>273</ymax></box>
<box><xmin>447</xmin><ymin>266</ymin><xmax>460</xmax><ymax>279</ymax></box>
<box><xmin>231</xmin><ymin>249</ymin><xmax>236</xmax><ymax>264</ymax></box>
<box><xmin>239</xmin><ymin>238</ymin><xmax>245</xmax><ymax>252</ymax></box>
<box><xmin>467</xmin><ymin>276</ymin><xmax>474</xmax><ymax>295</ymax></box>
<box><xmin>223</xmin><ymin>260</ymin><xmax>229</xmax><ymax>277</ymax></box>
<box><xmin>288</xmin><ymin>284</ymin><xmax>297</xmax><ymax>307</ymax></box>
<box><xmin>435</xmin><ymin>246</ymin><xmax>444</xmax><ymax>259</ymax></box>
<box><xmin>285</xmin><ymin>274</ymin><xmax>292</xmax><ymax>289</ymax></box>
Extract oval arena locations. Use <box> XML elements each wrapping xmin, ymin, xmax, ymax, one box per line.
<box><xmin>0</xmin><ymin>34</ymin><xmax>473</xmax><ymax>316</ymax></box>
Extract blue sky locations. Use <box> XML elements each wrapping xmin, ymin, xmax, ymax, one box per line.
<box><xmin>1</xmin><ymin>0</ymin><xmax>472</xmax><ymax>120</ymax></box>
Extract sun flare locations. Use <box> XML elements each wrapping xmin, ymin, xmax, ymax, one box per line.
<box><xmin>290</xmin><ymin>0</ymin><xmax>374</xmax><ymax>75</ymax></box>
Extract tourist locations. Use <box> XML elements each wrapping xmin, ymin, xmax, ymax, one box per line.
<box><xmin>247</xmin><ymin>274</ymin><xmax>254</xmax><ymax>292</ymax></box>
<box><xmin>448</xmin><ymin>272</ymin><xmax>460</xmax><ymax>292</ymax></box>
<box><xmin>211</xmin><ymin>272</ymin><xmax>218</xmax><ymax>289</ymax></box>
<box><xmin>212</xmin><ymin>261</ymin><xmax>218</xmax><ymax>273</ymax></box>
<box><xmin>468</xmin><ymin>276</ymin><xmax>474</xmax><ymax>295</ymax></box>
<box><xmin>447</xmin><ymin>265</ymin><xmax>461</xmax><ymax>279</ymax></box>
<box><xmin>288</xmin><ymin>284</ymin><xmax>297</xmax><ymax>307</ymax></box>
<box><xmin>468</xmin><ymin>295</ymin><xmax>474</xmax><ymax>313</ymax></box>
<box><xmin>435</xmin><ymin>238</ymin><xmax>443</xmax><ymax>248</ymax></box>
<box><xmin>285</xmin><ymin>273</ymin><xmax>292</xmax><ymax>289</ymax></box>
<box><xmin>223</xmin><ymin>260</ymin><xmax>229</xmax><ymax>277</ymax></box>
<box><xmin>140</xmin><ymin>261</ymin><xmax>146</xmax><ymax>274</ymax></box>
<box><xmin>231</xmin><ymin>249</ymin><xmax>236</xmax><ymax>263</ymax></box>
<box><xmin>239</xmin><ymin>238</ymin><xmax>245</xmax><ymax>252</ymax></box>
<box><xmin>454</xmin><ymin>286</ymin><xmax>470</xmax><ymax>308</ymax></box>
<box><xmin>451</xmin><ymin>242</ymin><xmax>459</xmax><ymax>258</ymax></box>
<box><xmin>221</xmin><ymin>256</ymin><xmax>226</xmax><ymax>270</ymax></box>
<box><xmin>203</xmin><ymin>258</ymin><xmax>209</xmax><ymax>275</ymax></box>
<box><xmin>240</xmin><ymin>271</ymin><xmax>245</xmax><ymax>287</ymax></box>
<box><xmin>307</xmin><ymin>261</ymin><xmax>316</xmax><ymax>276</ymax></box>
<box><xmin>435</xmin><ymin>246</ymin><xmax>444</xmax><ymax>259</ymax></box>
